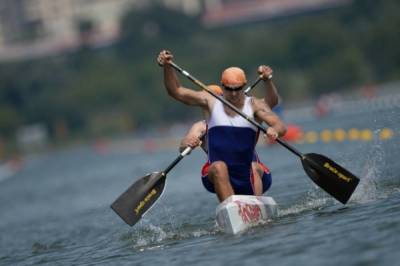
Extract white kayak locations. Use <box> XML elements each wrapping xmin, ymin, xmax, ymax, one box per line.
<box><xmin>216</xmin><ymin>195</ymin><xmax>278</xmax><ymax>234</ymax></box>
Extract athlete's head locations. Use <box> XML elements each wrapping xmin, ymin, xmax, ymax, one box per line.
<box><xmin>207</xmin><ymin>84</ymin><xmax>223</xmax><ymax>96</ymax></box>
<box><xmin>220</xmin><ymin>67</ymin><xmax>246</xmax><ymax>104</ymax></box>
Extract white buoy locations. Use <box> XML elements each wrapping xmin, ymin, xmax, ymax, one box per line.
<box><xmin>216</xmin><ymin>195</ymin><xmax>278</xmax><ymax>234</ymax></box>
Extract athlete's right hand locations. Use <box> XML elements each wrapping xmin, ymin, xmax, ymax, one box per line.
<box><xmin>157</xmin><ymin>50</ymin><xmax>173</xmax><ymax>66</ymax></box>
<box><xmin>265</xmin><ymin>127</ymin><xmax>279</xmax><ymax>141</ymax></box>
<box><xmin>258</xmin><ymin>65</ymin><xmax>273</xmax><ymax>81</ymax></box>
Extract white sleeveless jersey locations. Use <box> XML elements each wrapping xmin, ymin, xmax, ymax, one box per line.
<box><xmin>207</xmin><ymin>97</ymin><xmax>257</xmax><ymax>131</ymax></box>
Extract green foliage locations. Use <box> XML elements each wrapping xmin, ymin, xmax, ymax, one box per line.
<box><xmin>118</xmin><ymin>4</ymin><xmax>201</xmax><ymax>60</ymax></box>
<box><xmin>0</xmin><ymin>105</ymin><xmax>20</xmax><ymax>137</ymax></box>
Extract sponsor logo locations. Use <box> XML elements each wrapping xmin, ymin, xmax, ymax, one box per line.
<box><xmin>134</xmin><ymin>189</ymin><xmax>157</xmax><ymax>215</ymax></box>
<box><xmin>323</xmin><ymin>162</ymin><xmax>352</xmax><ymax>182</ymax></box>
<box><xmin>235</xmin><ymin>201</ymin><xmax>262</xmax><ymax>224</ymax></box>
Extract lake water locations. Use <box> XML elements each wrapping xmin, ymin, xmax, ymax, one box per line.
<box><xmin>0</xmin><ymin>102</ymin><xmax>399</xmax><ymax>266</ymax></box>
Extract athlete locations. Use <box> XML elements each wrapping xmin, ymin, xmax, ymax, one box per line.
<box><xmin>179</xmin><ymin>81</ymin><xmax>280</xmax><ymax>197</ymax></box>
<box><xmin>158</xmin><ymin>50</ymin><xmax>286</xmax><ymax>202</ymax></box>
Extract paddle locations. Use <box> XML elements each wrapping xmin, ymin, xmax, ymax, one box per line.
<box><xmin>111</xmin><ymin>145</ymin><xmax>194</xmax><ymax>226</ymax></box>
<box><xmin>244</xmin><ymin>76</ymin><xmax>262</xmax><ymax>96</ymax></box>
<box><xmin>168</xmin><ymin>61</ymin><xmax>360</xmax><ymax>204</ymax></box>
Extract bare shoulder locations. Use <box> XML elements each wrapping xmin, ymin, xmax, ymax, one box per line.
<box><xmin>251</xmin><ymin>97</ymin><xmax>276</xmax><ymax>118</ymax></box>
<box><xmin>251</xmin><ymin>97</ymin><xmax>272</xmax><ymax>111</ymax></box>
<box><xmin>202</xmin><ymin>91</ymin><xmax>216</xmax><ymax>109</ymax></box>
<box><xmin>190</xmin><ymin>90</ymin><xmax>211</xmax><ymax>108</ymax></box>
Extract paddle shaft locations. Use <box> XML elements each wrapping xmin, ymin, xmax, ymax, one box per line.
<box><xmin>244</xmin><ymin>76</ymin><xmax>262</xmax><ymax>96</ymax></box>
<box><xmin>169</xmin><ymin>61</ymin><xmax>304</xmax><ymax>159</ymax></box>
<box><xmin>163</xmin><ymin>146</ymin><xmax>192</xmax><ymax>175</ymax></box>
<box><xmin>163</xmin><ymin>130</ymin><xmax>206</xmax><ymax>174</ymax></box>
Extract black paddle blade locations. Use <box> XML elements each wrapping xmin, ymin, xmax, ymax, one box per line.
<box><xmin>301</xmin><ymin>153</ymin><xmax>360</xmax><ymax>204</ymax></box>
<box><xmin>111</xmin><ymin>172</ymin><xmax>166</xmax><ymax>226</ymax></box>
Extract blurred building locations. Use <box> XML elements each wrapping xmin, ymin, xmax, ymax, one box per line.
<box><xmin>202</xmin><ymin>0</ymin><xmax>351</xmax><ymax>27</ymax></box>
<box><xmin>16</xmin><ymin>123</ymin><xmax>48</xmax><ymax>152</ymax></box>
<box><xmin>0</xmin><ymin>0</ymin><xmax>350</xmax><ymax>61</ymax></box>
<box><xmin>159</xmin><ymin>0</ymin><xmax>203</xmax><ymax>15</ymax></box>
<box><xmin>0</xmin><ymin>0</ymin><xmax>205</xmax><ymax>61</ymax></box>
<box><xmin>0</xmin><ymin>0</ymin><xmax>141</xmax><ymax>61</ymax></box>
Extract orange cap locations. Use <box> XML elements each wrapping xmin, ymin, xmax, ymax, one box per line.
<box><xmin>221</xmin><ymin>67</ymin><xmax>247</xmax><ymax>87</ymax></box>
<box><xmin>207</xmin><ymin>84</ymin><xmax>223</xmax><ymax>96</ymax></box>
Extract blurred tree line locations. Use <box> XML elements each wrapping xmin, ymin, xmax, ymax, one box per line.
<box><xmin>0</xmin><ymin>0</ymin><xmax>399</xmax><ymax>147</ymax></box>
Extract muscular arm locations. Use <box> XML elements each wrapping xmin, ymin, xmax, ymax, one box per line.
<box><xmin>159</xmin><ymin>50</ymin><xmax>210</xmax><ymax>108</ymax></box>
<box><xmin>264</xmin><ymin>79</ymin><xmax>280</xmax><ymax>109</ymax></box>
<box><xmin>163</xmin><ymin>64</ymin><xmax>209</xmax><ymax>107</ymax></box>
<box><xmin>252</xmin><ymin>98</ymin><xmax>286</xmax><ymax>137</ymax></box>
<box><xmin>257</xmin><ymin>65</ymin><xmax>280</xmax><ymax>108</ymax></box>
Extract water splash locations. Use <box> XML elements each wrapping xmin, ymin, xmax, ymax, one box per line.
<box><xmin>350</xmin><ymin>138</ymin><xmax>384</xmax><ymax>203</ymax></box>
<box><xmin>121</xmin><ymin>221</ymin><xmax>216</xmax><ymax>252</ymax></box>
<box><xmin>135</xmin><ymin>224</ymin><xmax>168</xmax><ymax>247</ymax></box>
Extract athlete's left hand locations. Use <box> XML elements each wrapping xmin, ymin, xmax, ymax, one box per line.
<box><xmin>180</xmin><ymin>135</ymin><xmax>201</xmax><ymax>153</ymax></box>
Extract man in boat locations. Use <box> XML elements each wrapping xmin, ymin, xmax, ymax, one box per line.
<box><xmin>179</xmin><ymin>78</ymin><xmax>280</xmax><ymax>197</ymax></box>
<box><xmin>157</xmin><ymin>50</ymin><xmax>287</xmax><ymax>202</ymax></box>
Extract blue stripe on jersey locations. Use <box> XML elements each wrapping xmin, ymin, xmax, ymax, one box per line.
<box><xmin>208</xmin><ymin>126</ymin><xmax>257</xmax><ymax>180</ymax></box>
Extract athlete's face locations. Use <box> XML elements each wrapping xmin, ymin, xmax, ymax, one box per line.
<box><xmin>222</xmin><ymin>84</ymin><xmax>245</xmax><ymax>104</ymax></box>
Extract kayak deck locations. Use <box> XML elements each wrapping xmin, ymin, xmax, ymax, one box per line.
<box><xmin>216</xmin><ymin>195</ymin><xmax>278</xmax><ymax>234</ymax></box>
